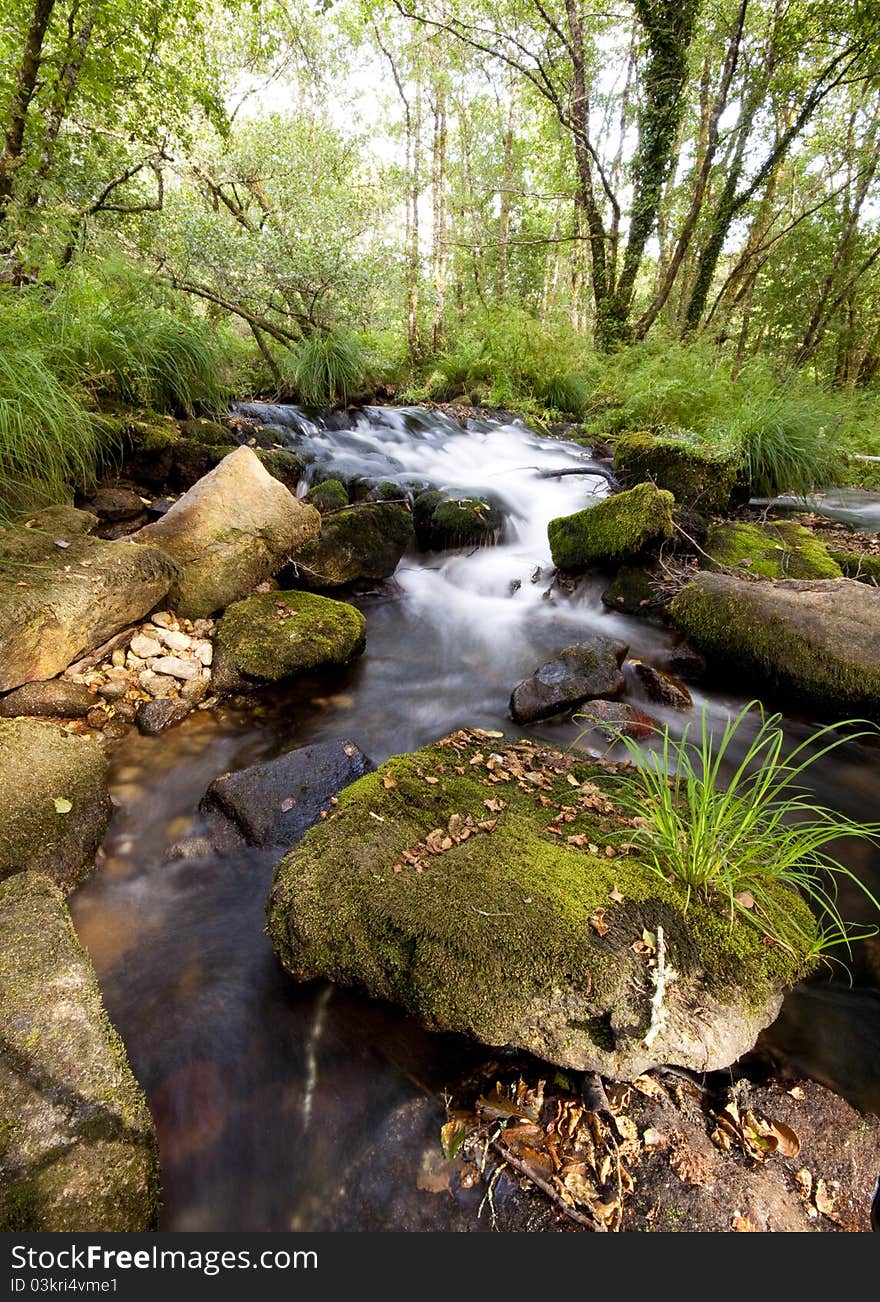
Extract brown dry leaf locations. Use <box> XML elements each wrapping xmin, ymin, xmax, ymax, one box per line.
<box><xmin>765</xmin><ymin>1118</ymin><xmax>801</xmax><ymax>1159</ymax></box>
<box><xmin>598</xmin><ymin>1154</ymin><xmax>613</xmax><ymax>1184</ymax></box>
<box><xmin>604</xmin><ymin>845</ymin><xmax>616</xmax><ymax>858</ymax></box>
<box><xmin>671</xmin><ymin>1144</ymin><xmax>715</xmax><ymax>1188</ymax></box>
<box><xmin>710</xmin><ymin>1126</ymin><xmax>733</xmax><ymax>1153</ymax></box>
<box><xmin>734</xmin><ymin>890</ymin><xmax>755</xmax><ymax>909</ymax></box>
<box><xmin>732</xmin><ymin>1213</ymin><xmax>759</xmax><ymax>1232</ymax></box>
<box><xmin>609</xmin><ymin>886</ymin><xmax>624</xmax><ymax>903</ymax></box>
<box><xmin>483</xmin><ymin>797</ymin><xmax>506</xmax><ymax>813</ymax></box>
<box><xmin>795</xmin><ymin>1168</ymin><xmax>813</xmax><ymax>1200</ymax></box>
<box><xmin>448</xmin><ymin>813</ymin><xmax>463</xmax><ymax>838</ymax></box>
<box><xmin>382</xmin><ymin>773</ymin><xmax>397</xmax><ymax>790</ymax></box>
<box><xmin>615</xmin><ymin>1116</ymin><xmax>638</xmax><ymax>1143</ymax></box>
<box><xmin>440</xmin><ymin>1119</ymin><xmax>468</xmax><ymax>1160</ymax></box>
<box><xmin>425</xmin><ymin>829</ymin><xmax>447</xmax><ymax>854</ymax></box>
<box><xmin>787</xmin><ymin>1085</ymin><xmax>806</xmax><ymax>1100</ymax></box>
<box><xmin>632</xmin><ymin>1074</ymin><xmax>667</xmax><ymax>1101</ymax></box>
<box><xmin>814</xmin><ymin>1178</ymin><xmax>841</xmax><ymax>1222</ymax></box>
<box><xmin>642</xmin><ymin>1127</ymin><xmax>668</xmax><ymax>1149</ymax></box>
<box><xmin>423</xmin><ymin>775</ymin><xmax>440</xmax><ymax>785</ymax></box>
<box><xmin>561</xmin><ymin>1169</ymin><xmax>600</xmax><ymax>1209</ymax></box>
<box><xmin>477</xmin><ymin>819</ymin><xmax>497</xmax><ymax>832</ymax></box>
<box><xmin>589</xmin><ymin>908</ymin><xmax>610</xmax><ymax>937</ymax></box>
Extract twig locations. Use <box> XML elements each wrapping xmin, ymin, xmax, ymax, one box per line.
<box><xmin>643</xmin><ymin>924</ymin><xmax>677</xmax><ymax>1049</ymax></box>
<box><xmin>64</xmin><ymin>625</ymin><xmax>137</xmax><ymax>675</ymax></box>
<box><xmin>490</xmin><ymin>1139</ymin><xmax>607</xmax><ymax>1232</ymax></box>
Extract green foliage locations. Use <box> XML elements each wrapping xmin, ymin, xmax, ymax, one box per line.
<box><xmin>287</xmin><ymin>329</ymin><xmax>374</xmax><ymax>408</ymax></box>
<box><xmin>580</xmin><ymin>701</ymin><xmax>880</xmax><ymax>960</ymax></box>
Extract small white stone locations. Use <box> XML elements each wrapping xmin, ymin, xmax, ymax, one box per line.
<box><xmin>138</xmin><ymin>670</ymin><xmax>177</xmax><ymax>698</ymax></box>
<box><xmin>193</xmin><ymin>641</ymin><xmax>213</xmax><ymax>666</ymax></box>
<box><xmin>106</xmin><ymin>666</ymin><xmax>130</xmax><ymax>681</ymax></box>
<box><xmin>150</xmin><ymin>611</ymin><xmax>173</xmax><ymax>628</ymax></box>
<box><xmin>151</xmin><ymin>655</ymin><xmax>197</xmax><ymax>681</ymax></box>
<box><xmin>130</xmin><ymin>634</ymin><xmax>163</xmax><ymax>659</ymax></box>
<box><xmin>111</xmin><ymin>648</ymin><xmax>126</xmax><ymax>668</ymax></box>
<box><xmin>155</xmin><ymin>627</ymin><xmax>191</xmax><ymax>652</ymax></box>
<box><xmin>126</xmin><ymin>653</ymin><xmax>145</xmax><ymax>670</ymax></box>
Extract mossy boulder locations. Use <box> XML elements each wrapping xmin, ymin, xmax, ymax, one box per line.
<box><xmin>548</xmin><ymin>483</ymin><xmax>674</xmax><ymax>572</ymax></box>
<box><xmin>413</xmin><ymin>491</ymin><xmax>505</xmax><ymax>551</ymax></box>
<box><xmin>670</xmin><ymin>573</ymin><xmax>880</xmax><ymax>716</ymax></box>
<box><xmin>829</xmin><ymin>549</ymin><xmax>880</xmax><ymax>586</ymax></box>
<box><xmin>0</xmin><ymin>520</ymin><xmax>179</xmax><ymax>691</ymax></box>
<box><xmin>216</xmin><ymin>589</ymin><xmax>366</xmax><ymax>681</ymax></box>
<box><xmin>267</xmin><ymin>729</ymin><xmax>814</xmax><ymax>1079</ymax></box>
<box><xmin>131</xmin><ymin>446</ymin><xmax>321</xmax><ymax>618</ymax></box>
<box><xmin>702</xmin><ymin>521</ymin><xmax>843</xmax><ymax>580</ymax></box>
<box><xmin>290</xmin><ymin>503</ymin><xmax>414</xmax><ymax>589</ymax></box>
<box><xmin>613</xmin><ymin>431</ymin><xmax>741</xmax><ymax>514</ymax></box>
<box><xmin>177</xmin><ymin>418</ymin><xmax>233</xmax><ymax>447</ymax></box>
<box><xmin>0</xmin><ymin>720</ymin><xmax>111</xmax><ymax>892</ymax></box>
<box><xmin>601</xmin><ymin>565</ymin><xmax>664</xmax><ymax>614</ymax></box>
<box><xmin>0</xmin><ymin>873</ymin><xmax>159</xmax><ymax>1230</ymax></box>
<box><xmin>304</xmin><ymin>479</ymin><xmax>350</xmax><ymax>513</ymax></box>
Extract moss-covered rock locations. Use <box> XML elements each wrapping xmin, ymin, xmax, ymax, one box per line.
<box><xmin>548</xmin><ymin>483</ymin><xmax>675</xmax><ymax>571</ymax></box>
<box><xmin>267</xmin><ymin>729</ymin><xmax>814</xmax><ymax>1079</ymax></box>
<box><xmin>703</xmin><ymin>521</ymin><xmax>843</xmax><ymax>580</ymax></box>
<box><xmin>290</xmin><ymin>502</ymin><xmax>414</xmax><ymax>589</ymax></box>
<box><xmin>254</xmin><ymin>449</ymin><xmax>308</xmax><ymax>495</ymax></box>
<box><xmin>0</xmin><ymin>873</ymin><xmax>159</xmax><ymax>1230</ymax></box>
<box><xmin>131</xmin><ymin>446</ymin><xmax>321</xmax><ymax>618</ymax></box>
<box><xmin>177</xmin><ymin>418</ymin><xmax>233</xmax><ymax>447</ymax></box>
<box><xmin>601</xmin><ymin>564</ymin><xmax>664</xmax><ymax>614</ymax></box>
<box><xmin>613</xmin><ymin>431</ymin><xmax>741</xmax><ymax>514</ymax></box>
<box><xmin>216</xmin><ymin>589</ymin><xmax>366</xmax><ymax>681</ymax></box>
<box><xmin>414</xmin><ymin>491</ymin><xmax>505</xmax><ymax>551</ymax></box>
<box><xmin>0</xmin><ymin>720</ymin><xmax>111</xmax><ymax>892</ymax></box>
<box><xmin>670</xmin><ymin>573</ymin><xmax>880</xmax><ymax>716</ymax></box>
<box><xmin>0</xmin><ymin>521</ymin><xmax>180</xmax><ymax>691</ymax></box>
<box><xmin>829</xmin><ymin>549</ymin><xmax>880</xmax><ymax>586</ymax></box>
<box><xmin>304</xmin><ymin>478</ymin><xmax>350</xmax><ymax>512</ymax></box>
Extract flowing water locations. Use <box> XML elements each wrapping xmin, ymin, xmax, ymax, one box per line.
<box><xmin>69</xmin><ymin>406</ymin><xmax>880</xmax><ymax>1230</ymax></box>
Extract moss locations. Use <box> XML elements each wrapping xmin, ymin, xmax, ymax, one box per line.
<box><xmin>670</xmin><ymin>574</ymin><xmax>880</xmax><ymax>716</ymax></box>
<box><xmin>703</xmin><ymin>522</ymin><xmax>843</xmax><ymax>580</ymax></box>
<box><xmin>830</xmin><ymin>550</ymin><xmax>880</xmax><ymax>586</ymax></box>
<box><xmin>613</xmin><ymin>431</ymin><xmax>741</xmax><ymax>514</ymax></box>
<box><xmin>267</xmin><ymin>731</ymin><xmax>811</xmax><ymax>1074</ymax></box>
<box><xmin>601</xmin><ymin>564</ymin><xmax>664</xmax><ymax>614</ymax></box>
<box><xmin>413</xmin><ymin>491</ymin><xmax>504</xmax><ymax>550</ymax></box>
<box><xmin>291</xmin><ymin>502</ymin><xmax>414</xmax><ymax>589</ymax></box>
<box><xmin>254</xmin><ymin>449</ymin><xmax>307</xmax><ymax>494</ymax></box>
<box><xmin>177</xmin><ymin>418</ymin><xmax>232</xmax><ymax>447</ymax></box>
<box><xmin>548</xmin><ymin>482</ymin><xmax>675</xmax><ymax>571</ymax></box>
<box><xmin>216</xmin><ymin>588</ymin><xmax>366</xmax><ymax>680</ymax></box>
<box><xmin>305</xmin><ymin>478</ymin><xmax>350</xmax><ymax>512</ymax></box>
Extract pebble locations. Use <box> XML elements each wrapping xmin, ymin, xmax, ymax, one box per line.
<box><xmin>154</xmin><ymin>627</ymin><xmax>191</xmax><ymax>653</ymax></box>
<box><xmin>193</xmin><ymin>641</ymin><xmax>213</xmax><ymax>666</ymax></box>
<box><xmin>150</xmin><ymin>611</ymin><xmax>174</xmax><ymax>628</ymax></box>
<box><xmin>105</xmin><ymin>666</ymin><xmax>130</xmax><ymax>681</ymax></box>
<box><xmin>138</xmin><ymin>670</ymin><xmax>178</xmax><ymax>698</ymax></box>
<box><xmin>112</xmin><ymin>700</ymin><xmax>138</xmax><ymax>723</ymax></box>
<box><xmin>151</xmin><ymin>655</ymin><xmax>198</xmax><ymax>681</ymax></box>
<box><xmin>191</xmin><ymin>619</ymin><xmax>214</xmax><ymax>637</ymax></box>
<box><xmin>181</xmin><ymin>673</ymin><xmax>209</xmax><ymax>703</ymax></box>
<box><xmin>126</xmin><ymin>653</ymin><xmax>145</xmax><ymax>670</ymax></box>
<box><xmin>111</xmin><ymin>649</ymin><xmax>126</xmax><ymax>668</ymax></box>
<box><xmin>130</xmin><ymin>634</ymin><xmax>162</xmax><ymax>659</ymax></box>
<box><xmin>86</xmin><ymin>706</ymin><xmax>108</xmax><ymax>729</ymax></box>
<box><xmin>97</xmin><ymin>680</ymin><xmax>129</xmax><ymax>702</ymax></box>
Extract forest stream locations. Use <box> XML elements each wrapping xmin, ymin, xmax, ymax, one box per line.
<box><xmin>67</xmin><ymin>406</ymin><xmax>880</xmax><ymax>1231</ymax></box>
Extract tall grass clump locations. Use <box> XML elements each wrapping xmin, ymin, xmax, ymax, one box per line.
<box><xmin>576</xmin><ymin>700</ymin><xmax>880</xmax><ymax>961</ymax></box>
<box><xmin>288</xmin><ymin>328</ymin><xmax>374</xmax><ymax>407</ymax></box>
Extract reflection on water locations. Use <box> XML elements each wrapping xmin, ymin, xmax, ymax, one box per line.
<box><xmin>70</xmin><ymin>407</ymin><xmax>880</xmax><ymax>1229</ymax></box>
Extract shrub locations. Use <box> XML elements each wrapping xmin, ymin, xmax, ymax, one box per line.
<box><xmin>288</xmin><ymin>328</ymin><xmax>374</xmax><ymax>407</ymax></box>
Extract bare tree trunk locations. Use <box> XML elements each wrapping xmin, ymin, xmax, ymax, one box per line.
<box><xmin>0</xmin><ymin>0</ymin><xmax>58</xmax><ymax>221</ymax></box>
<box><xmin>430</xmin><ymin>67</ymin><xmax>448</xmax><ymax>352</ymax></box>
<box><xmin>496</xmin><ymin>80</ymin><xmax>516</xmax><ymax>303</ymax></box>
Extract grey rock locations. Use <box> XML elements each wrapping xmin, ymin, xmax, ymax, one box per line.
<box><xmin>135</xmin><ymin>697</ymin><xmax>194</xmax><ymax>735</ymax></box>
<box><xmin>510</xmin><ymin>636</ymin><xmax>628</xmax><ymax>724</ymax></box>
<box><xmin>0</xmin><ymin>679</ymin><xmax>96</xmax><ymax>719</ymax></box>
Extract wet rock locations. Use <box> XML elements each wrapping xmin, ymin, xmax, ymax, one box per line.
<box><xmin>136</xmin><ymin>697</ymin><xmax>194</xmax><ymax>736</ymax></box>
<box><xmin>670</xmin><ymin>574</ymin><xmax>880</xmax><ymax>717</ymax></box>
<box><xmin>130</xmin><ymin>446</ymin><xmax>321</xmax><ymax>618</ymax></box>
<box><xmin>167</xmin><ymin>836</ymin><xmax>215</xmax><ymax>861</ymax></box>
<box><xmin>702</xmin><ymin>521</ymin><xmax>843</xmax><ymax>580</ymax></box>
<box><xmin>548</xmin><ymin>483</ymin><xmax>674</xmax><ymax>572</ymax></box>
<box><xmin>0</xmin><ymin>719</ymin><xmax>111</xmax><ymax>892</ymax></box>
<box><xmin>216</xmin><ymin>590</ymin><xmax>366</xmax><ymax>682</ymax></box>
<box><xmin>571</xmin><ymin>699</ymin><xmax>661</xmax><ymax>741</ymax></box>
<box><xmin>662</xmin><ymin>643</ymin><xmax>707</xmax><ymax>683</ymax></box>
<box><xmin>613</xmin><ymin>431</ymin><xmax>741</xmax><ymax>515</ymax></box>
<box><xmin>111</xmin><ymin>700</ymin><xmax>137</xmax><ymax>724</ymax></box>
<box><xmin>267</xmin><ymin>730</ymin><xmax>814</xmax><ymax>1079</ymax></box>
<box><xmin>0</xmin><ymin>522</ymin><xmax>180</xmax><ymax>692</ymax></box>
<box><xmin>628</xmin><ymin>660</ymin><xmax>693</xmax><ymax>709</ymax></box>
<box><xmin>289</xmin><ymin>502</ymin><xmax>414</xmax><ymax>589</ymax></box>
<box><xmin>510</xmin><ymin>636</ymin><xmax>628</xmax><ymax>724</ymax></box>
<box><xmin>96</xmin><ymin>679</ymin><xmax>129</xmax><ymax>702</ymax></box>
<box><xmin>601</xmin><ymin>565</ymin><xmax>664</xmax><ymax>615</ymax></box>
<box><xmin>203</xmin><ymin>738</ymin><xmax>374</xmax><ymax>848</ymax></box>
<box><xmin>414</xmin><ymin>490</ymin><xmax>505</xmax><ymax>551</ymax></box>
<box><xmin>85</xmin><ymin>706</ymin><xmax>109</xmax><ymax>729</ymax></box>
<box><xmin>0</xmin><ymin>873</ymin><xmax>158</xmax><ymax>1230</ymax></box>
<box><xmin>253</xmin><ymin>449</ymin><xmax>309</xmax><ymax>495</ymax></box>
<box><xmin>0</xmin><ymin>679</ymin><xmax>95</xmax><ymax>719</ymax></box>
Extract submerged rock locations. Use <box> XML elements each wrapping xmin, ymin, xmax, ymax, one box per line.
<box><xmin>702</xmin><ymin>521</ymin><xmax>843</xmax><ymax>580</ymax></box>
<box><xmin>613</xmin><ymin>431</ymin><xmax>741</xmax><ymax>514</ymax></box>
<box><xmin>130</xmin><ymin>446</ymin><xmax>321</xmax><ymax>618</ymax></box>
<box><xmin>670</xmin><ymin>573</ymin><xmax>880</xmax><ymax>716</ymax></box>
<box><xmin>135</xmin><ymin>697</ymin><xmax>195</xmax><ymax>736</ymax></box>
<box><xmin>0</xmin><ymin>720</ymin><xmax>111</xmax><ymax>892</ymax></box>
<box><xmin>548</xmin><ymin>483</ymin><xmax>674</xmax><ymax>572</ymax></box>
<box><xmin>510</xmin><ymin>637</ymin><xmax>628</xmax><ymax>723</ymax></box>
<box><xmin>216</xmin><ymin>589</ymin><xmax>366</xmax><ymax>681</ymax></box>
<box><xmin>0</xmin><ymin>521</ymin><xmax>179</xmax><ymax>692</ymax></box>
<box><xmin>0</xmin><ymin>873</ymin><xmax>159</xmax><ymax>1230</ymax></box>
<box><xmin>267</xmin><ymin>730</ymin><xmax>814</xmax><ymax>1079</ymax></box>
<box><xmin>203</xmin><ymin>738</ymin><xmax>374</xmax><ymax>847</ymax></box>
<box><xmin>290</xmin><ymin>502</ymin><xmax>414</xmax><ymax>589</ymax></box>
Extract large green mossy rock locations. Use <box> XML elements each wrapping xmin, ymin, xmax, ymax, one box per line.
<box><xmin>548</xmin><ymin>482</ymin><xmax>674</xmax><ymax>572</ymax></box>
<box><xmin>0</xmin><ymin>720</ymin><xmax>111</xmax><ymax>892</ymax></box>
<box><xmin>613</xmin><ymin>432</ymin><xmax>740</xmax><ymax>514</ymax></box>
<box><xmin>829</xmin><ymin>549</ymin><xmax>880</xmax><ymax>586</ymax></box>
<box><xmin>413</xmin><ymin>491</ymin><xmax>505</xmax><ymax>551</ymax></box>
<box><xmin>703</xmin><ymin>521</ymin><xmax>842</xmax><ymax>580</ymax></box>
<box><xmin>0</xmin><ymin>873</ymin><xmax>159</xmax><ymax>1231</ymax></box>
<box><xmin>267</xmin><ymin>730</ymin><xmax>812</xmax><ymax>1079</ymax></box>
<box><xmin>670</xmin><ymin>573</ymin><xmax>880</xmax><ymax>716</ymax></box>
<box><xmin>216</xmin><ymin>589</ymin><xmax>366</xmax><ymax>681</ymax></box>
<box><xmin>0</xmin><ymin>516</ymin><xmax>179</xmax><ymax>692</ymax></box>
<box><xmin>291</xmin><ymin>502</ymin><xmax>414</xmax><ymax>589</ymax></box>
<box><xmin>131</xmin><ymin>446</ymin><xmax>320</xmax><ymax>617</ymax></box>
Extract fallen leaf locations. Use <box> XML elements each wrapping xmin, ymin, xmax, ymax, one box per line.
<box><xmin>732</xmin><ymin>1213</ymin><xmax>759</xmax><ymax>1232</ymax></box>
<box><xmin>765</xmin><ymin>1118</ymin><xmax>800</xmax><ymax>1159</ymax></box>
<box><xmin>483</xmin><ymin>797</ymin><xmax>506</xmax><ymax>813</ymax></box>
<box><xmin>814</xmin><ymin>1178</ymin><xmax>841</xmax><ymax>1221</ymax></box>
<box><xmin>795</xmin><ymin>1168</ymin><xmax>813</xmax><ymax>1200</ymax></box>
<box><xmin>440</xmin><ymin>1119</ymin><xmax>468</xmax><ymax>1160</ymax></box>
<box><xmin>589</xmin><ymin>908</ymin><xmax>609</xmax><ymax>937</ymax></box>
<box><xmin>53</xmin><ymin>797</ymin><xmax>73</xmax><ymax>814</ymax></box>
<box><xmin>787</xmin><ymin>1086</ymin><xmax>805</xmax><ymax>1100</ymax></box>
<box><xmin>734</xmin><ymin>891</ymin><xmax>755</xmax><ymax>909</ymax></box>
<box><xmin>280</xmin><ymin>797</ymin><xmax>296</xmax><ymax>812</ymax></box>
<box><xmin>609</xmin><ymin>886</ymin><xmax>624</xmax><ymax>902</ymax></box>
<box><xmin>382</xmin><ymin>773</ymin><xmax>397</xmax><ymax>790</ymax></box>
